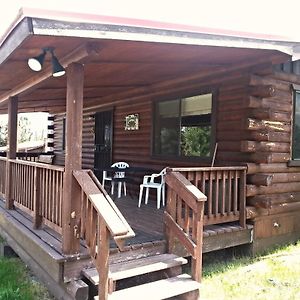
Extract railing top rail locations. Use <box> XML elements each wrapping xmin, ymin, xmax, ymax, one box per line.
<box><xmin>8</xmin><ymin>158</ymin><xmax>64</xmax><ymax>172</ymax></box>
<box><xmin>73</xmin><ymin>170</ymin><xmax>130</xmax><ymax>237</ymax></box>
<box><xmin>166</xmin><ymin>171</ymin><xmax>207</xmax><ymax>204</ymax></box>
<box><xmin>0</xmin><ymin>156</ymin><xmax>7</xmax><ymax>162</ymax></box>
<box><xmin>170</xmin><ymin>166</ymin><xmax>247</xmax><ymax>172</ymax></box>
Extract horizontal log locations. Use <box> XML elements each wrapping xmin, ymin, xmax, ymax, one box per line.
<box><xmin>218</xmin><ymin>105</ymin><xmax>289</xmax><ymax>123</ymax></box>
<box><xmin>268</xmin><ymin>202</ymin><xmax>300</xmax><ymax>215</ymax></box>
<box><xmin>249</xmin><ymin>74</ymin><xmax>292</xmax><ymax>92</ymax></box>
<box><xmin>248</xmin><ymin>85</ymin><xmax>276</xmax><ymax>98</ymax></box>
<box><xmin>247</xmin><ymin>96</ymin><xmax>292</xmax><ymax>112</ymax></box>
<box><xmin>217</xmin><ymin>130</ymin><xmax>290</xmax><ymax>142</ymax></box>
<box><xmin>271</xmin><ymin>172</ymin><xmax>300</xmax><ymax>183</ymax></box>
<box><xmin>247</xmin><ymin>174</ymin><xmax>273</xmax><ymax>186</ymax></box>
<box><xmin>246</xmin><ymin>163</ymin><xmax>300</xmax><ymax>174</ymax></box>
<box><xmin>218</xmin><ymin>152</ymin><xmax>289</xmax><ymax>164</ymax></box>
<box><xmin>240</xmin><ymin>141</ymin><xmax>290</xmax><ymax>153</ymax></box>
<box><xmin>247</xmin><ymin>192</ymin><xmax>300</xmax><ymax>209</ymax></box>
<box><xmin>247</xmin><ymin>108</ymin><xmax>290</xmax><ymax>122</ymax></box>
<box><xmin>269</xmin><ymin>70</ymin><xmax>300</xmax><ymax>85</ymax></box>
<box><xmin>246</xmin><ymin>118</ymin><xmax>290</xmax><ymax>132</ymax></box>
<box><xmin>247</xmin><ymin>182</ymin><xmax>300</xmax><ymax>197</ymax></box>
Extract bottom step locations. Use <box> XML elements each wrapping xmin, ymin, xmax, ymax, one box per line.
<box><xmin>95</xmin><ymin>274</ymin><xmax>199</xmax><ymax>300</ymax></box>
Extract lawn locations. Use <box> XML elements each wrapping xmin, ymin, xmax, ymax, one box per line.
<box><xmin>0</xmin><ymin>256</ymin><xmax>52</xmax><ymax>300</ymax></box>
<box><xmin>201</xmin><ymin>241</ymin><xmax>300</xmax><ymax>300</ymax></box>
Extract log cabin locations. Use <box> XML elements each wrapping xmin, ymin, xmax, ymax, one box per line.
<box><xmin>0</xmin><ymin>7</ymin><xmax>300</xmax><ymax>300</ymax></box>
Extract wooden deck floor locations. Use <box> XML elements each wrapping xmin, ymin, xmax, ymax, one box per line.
<box><xmin>0</xmin><ymin>196</ymin><xmax>253</xmax><ymax>257</ymax></box>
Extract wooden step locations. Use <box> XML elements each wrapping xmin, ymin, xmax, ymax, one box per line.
<box><xmin>83</xmin><ymin>253</ymin><xmax>187</xmax><ymax>285</ymax></box>
<box><xmin>94</xmin><ymin>274</ymin><xmax>199</xmax><ymax>300</ymax></box>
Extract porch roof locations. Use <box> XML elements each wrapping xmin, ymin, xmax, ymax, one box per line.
<box><xmin>0</xmin><ymin>8</ymin><xmax>299</xmax><ymax>114</ymax></box>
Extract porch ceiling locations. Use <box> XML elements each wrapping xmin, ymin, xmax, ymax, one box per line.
<box><xmin>0</xmin><ymin>24</ymin><xmax>291</xmax><ymax>114</ymax></box>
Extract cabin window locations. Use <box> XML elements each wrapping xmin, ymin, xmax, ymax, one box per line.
<box><xmin>292</xmin><ymin>89</ymin><xmax>300</xmax><ymax>160</ymax></box>
<box><xmin>153</xmin><ymin>93</ymin><xmax>213</xmax><ymax>158</ymax></box>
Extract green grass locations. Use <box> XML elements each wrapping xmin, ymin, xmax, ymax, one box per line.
<box><xmin>0</xmin><ymin>257</ymin><xmax>52</xmax><ymax>300</ymax></box>
<box><xmin>201</xmin><ymin>241</ymin><xmax>300</xmax><ymax>300</ymax></box>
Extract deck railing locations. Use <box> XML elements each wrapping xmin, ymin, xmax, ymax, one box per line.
<box><xmin>73</xmin><ymin>169</ymin><xmax>135</xmax><ymax>299</ymax></box>
<box><xmin>9</xmin><ymin>159</ymin><xmax>64</xmax><ymax>233</ymax></box>
<box><xmin>172</xmin><ymin>167</ymin><xmax>247</xmax><ymax>228</ymax></box>
<box><xmin>0</xmin><ymin>157</ymin><xmax>6</xmax><ymax>198</ymax></box>
<box><xmin>165</xmin><ymin>170</ymin><xmax>206</xmax><ymax>282</ymax></box>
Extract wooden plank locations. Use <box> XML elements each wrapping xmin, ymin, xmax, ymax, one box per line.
<box><xmin>103</xmin><ymin>274</ymin><xmax>199</xmax><ymax>300</ymax></box>
<box><xmin>83</xmin><ymin>254</ymin><xmax>187</xmax><ymax>285</ymax></box>
<box><xmin>203</xmin><ymin>226</ymin><xmax>253</xmax><ymax>253</ymax></box>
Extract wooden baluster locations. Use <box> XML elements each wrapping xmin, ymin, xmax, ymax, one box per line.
<box><xmin>221</xmin><ymin>170</ymin><xmax>226</xmax><ymax>215</ymax></box>
<box><xmin>177</xmin><ymin>197</ymin><xmax>183</xmax><ymax>227</ymax></box>
<box><xmin>55</xmin><ymin>171</ymin><xmax>59</xmax><ymax>226</ymax></box>
<box><xmin>41</xmin><ymin>169</ymin><xmax>45</xmax><ymax>219</ymax></box>
<box><xmin>184</xmin><ymin>204</ymin><xmax>190</xmax><ymax>236</ymax></box>
<box><xmin>228</xmin><ymin>170</ymin><xmax>232</xmax><ymax>213</ymax></box>
<box><xmin>91</xmin><ymin>208</ymin><xmax>97</xmax><ymax>257</ymax></box>
<box><xmin>214</xmin><ymin>171</ymin><xmax>219</xmax><ymax>217</ymax></box>
<box><xmin>233</xmin><ymin>170</ymin><xmax>238</xmax><ymax>214</ymax></box>
<box><xmin>80</xmin><ymin>191</ymin><xmax>86</xmax><ymax>238</ymax></box>
<box><xmin>208</xmin><ymin>171</ymin><xmax>213</xmax><ymax>218</ymax></box>
<box><xmin>33</xmin><ymin>166</ymin><xmax>42</xmax><ymax>229</ymax></box>
<box><xmin>239</xmin><ymin>170</ymin><xmax>246</xmax><ymax>228</ymax></box>
<box><xmin>59</xmin><ymin>171</ymin><xmax>63</xmax><ymax>227</ymax></box>
<box><xmin>51</xmin><ymin>170</ymin><xmax>55</xmax><ymax>223</ymax></box>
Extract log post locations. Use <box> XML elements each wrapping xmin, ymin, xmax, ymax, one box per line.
<box><xmin>5</xmin><ymin>96</ymin><xmax>18</xmax><ymax>210</ymax></box>
<box><xmin>62</xmin><ymin>63</ymin><xmax>84</xmax><ymax>254</ymax></box>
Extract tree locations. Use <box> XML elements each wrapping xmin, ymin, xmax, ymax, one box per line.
<box><xmin>0</xmin><ymin>116</ymin><xmax>34</xmax><ymax>147</ymax></box>
<box><xmin>181</xmin><ymin>126</ymin><xmax>211</xmax><ymax>157</ymax></box>
<box><xmin>0</xmin><ymin>121</ymin><xmax>7</xmax><ymax>147</ymax></box>
<box><xmin>18</xmin><ymin>116</ymin><xmax>33</xmax><ymax>143</ymax></box>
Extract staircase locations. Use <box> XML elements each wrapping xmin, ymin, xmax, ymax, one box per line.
<box><xmin>82</xmin><ymin>253</ymin><xmax>200</xmax><ymax>300</ymax></box>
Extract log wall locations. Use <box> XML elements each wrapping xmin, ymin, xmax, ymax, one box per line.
<box><xmin>53</xmin><ymin>66</ymin><xmax>300</xmax><ymax>235</ymax></box>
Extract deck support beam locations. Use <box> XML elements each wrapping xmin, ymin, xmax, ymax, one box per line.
<box><xmin>5</xmin><ymin>96</ymin><xmax>18</xmax><ymax>210</ymax></box>
<box><xmin>62</xmin><ymin>63</ymin><xmax>84</xmax><ymax>254</ymax></box>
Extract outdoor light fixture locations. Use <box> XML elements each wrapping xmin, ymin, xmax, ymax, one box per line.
<box><xmin>27</xmin><ymin>47</ymin><xmax>65</xmax><ymax>77</ymax></box>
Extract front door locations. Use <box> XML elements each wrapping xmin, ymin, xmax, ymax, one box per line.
<box><xmin>94</xmin><ymin>110</ymin><xmax>113</xmax><ymax>180</ymax></box>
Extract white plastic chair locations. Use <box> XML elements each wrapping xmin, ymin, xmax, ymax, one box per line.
<box><xmin>102</xmin><ymin>170</ymin><xmax>112</xmax><ymax>187</ymax></box>
<box><xmin>138</xmin><ymin>168</ymin><xmax>166</xmax><ymax>209</ymax></box>
<box><xmin>111</xmin><ymin>162</ymin><xmax>129</xmax><ymax>198</ymax></box>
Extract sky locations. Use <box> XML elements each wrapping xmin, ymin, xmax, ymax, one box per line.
<box><xmin>1</xmin><ymin>0</ymin><xmax>300</xmax><ymax>41</ymax></box>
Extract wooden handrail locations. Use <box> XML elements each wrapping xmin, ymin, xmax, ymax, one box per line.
<box><xmin>8</xmin><ymin>158</ymin><xmax>64</xmax><ymax>171</ymax></box>
<box><xmin>73</xmin><ymin>170</ymin><xmax>131</xmax><ymax>238</ymax></box>
<box><xmin>73</xmin><ymin>169</ymin><xmax>135</xmax><ymax>300</ymax></box>
<box><xmin>165</xmin><ymin>170</ymin><xmax>206</xmax><ymax>283</ymax></box>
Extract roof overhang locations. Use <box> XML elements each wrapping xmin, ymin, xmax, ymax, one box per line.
<box><xmin>0</xmin><ymin>8</ymin><xmax>299</xmax><ymax>113</ymax></box>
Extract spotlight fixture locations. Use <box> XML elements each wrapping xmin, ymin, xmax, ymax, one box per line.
<box><xmin>27</xmin><ymin>47</ymin><xmax>65</xmax><ymax>77</ymax></box>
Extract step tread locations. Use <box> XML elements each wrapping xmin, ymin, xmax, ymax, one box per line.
<box><xmin>94</xmin><ymin>274</ymin><xmax>199</xmax><ymax>300</ymax></box>
<box><xmin>83</xmin><ymin>253</ymin><xmax>187</xmax><ymax>285</ymax></box>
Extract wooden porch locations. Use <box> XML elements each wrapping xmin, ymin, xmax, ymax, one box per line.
<box><xmin>0</xmin><ymin>156</ymin><xmax>252</xmax><ymax>299</ymax></box>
